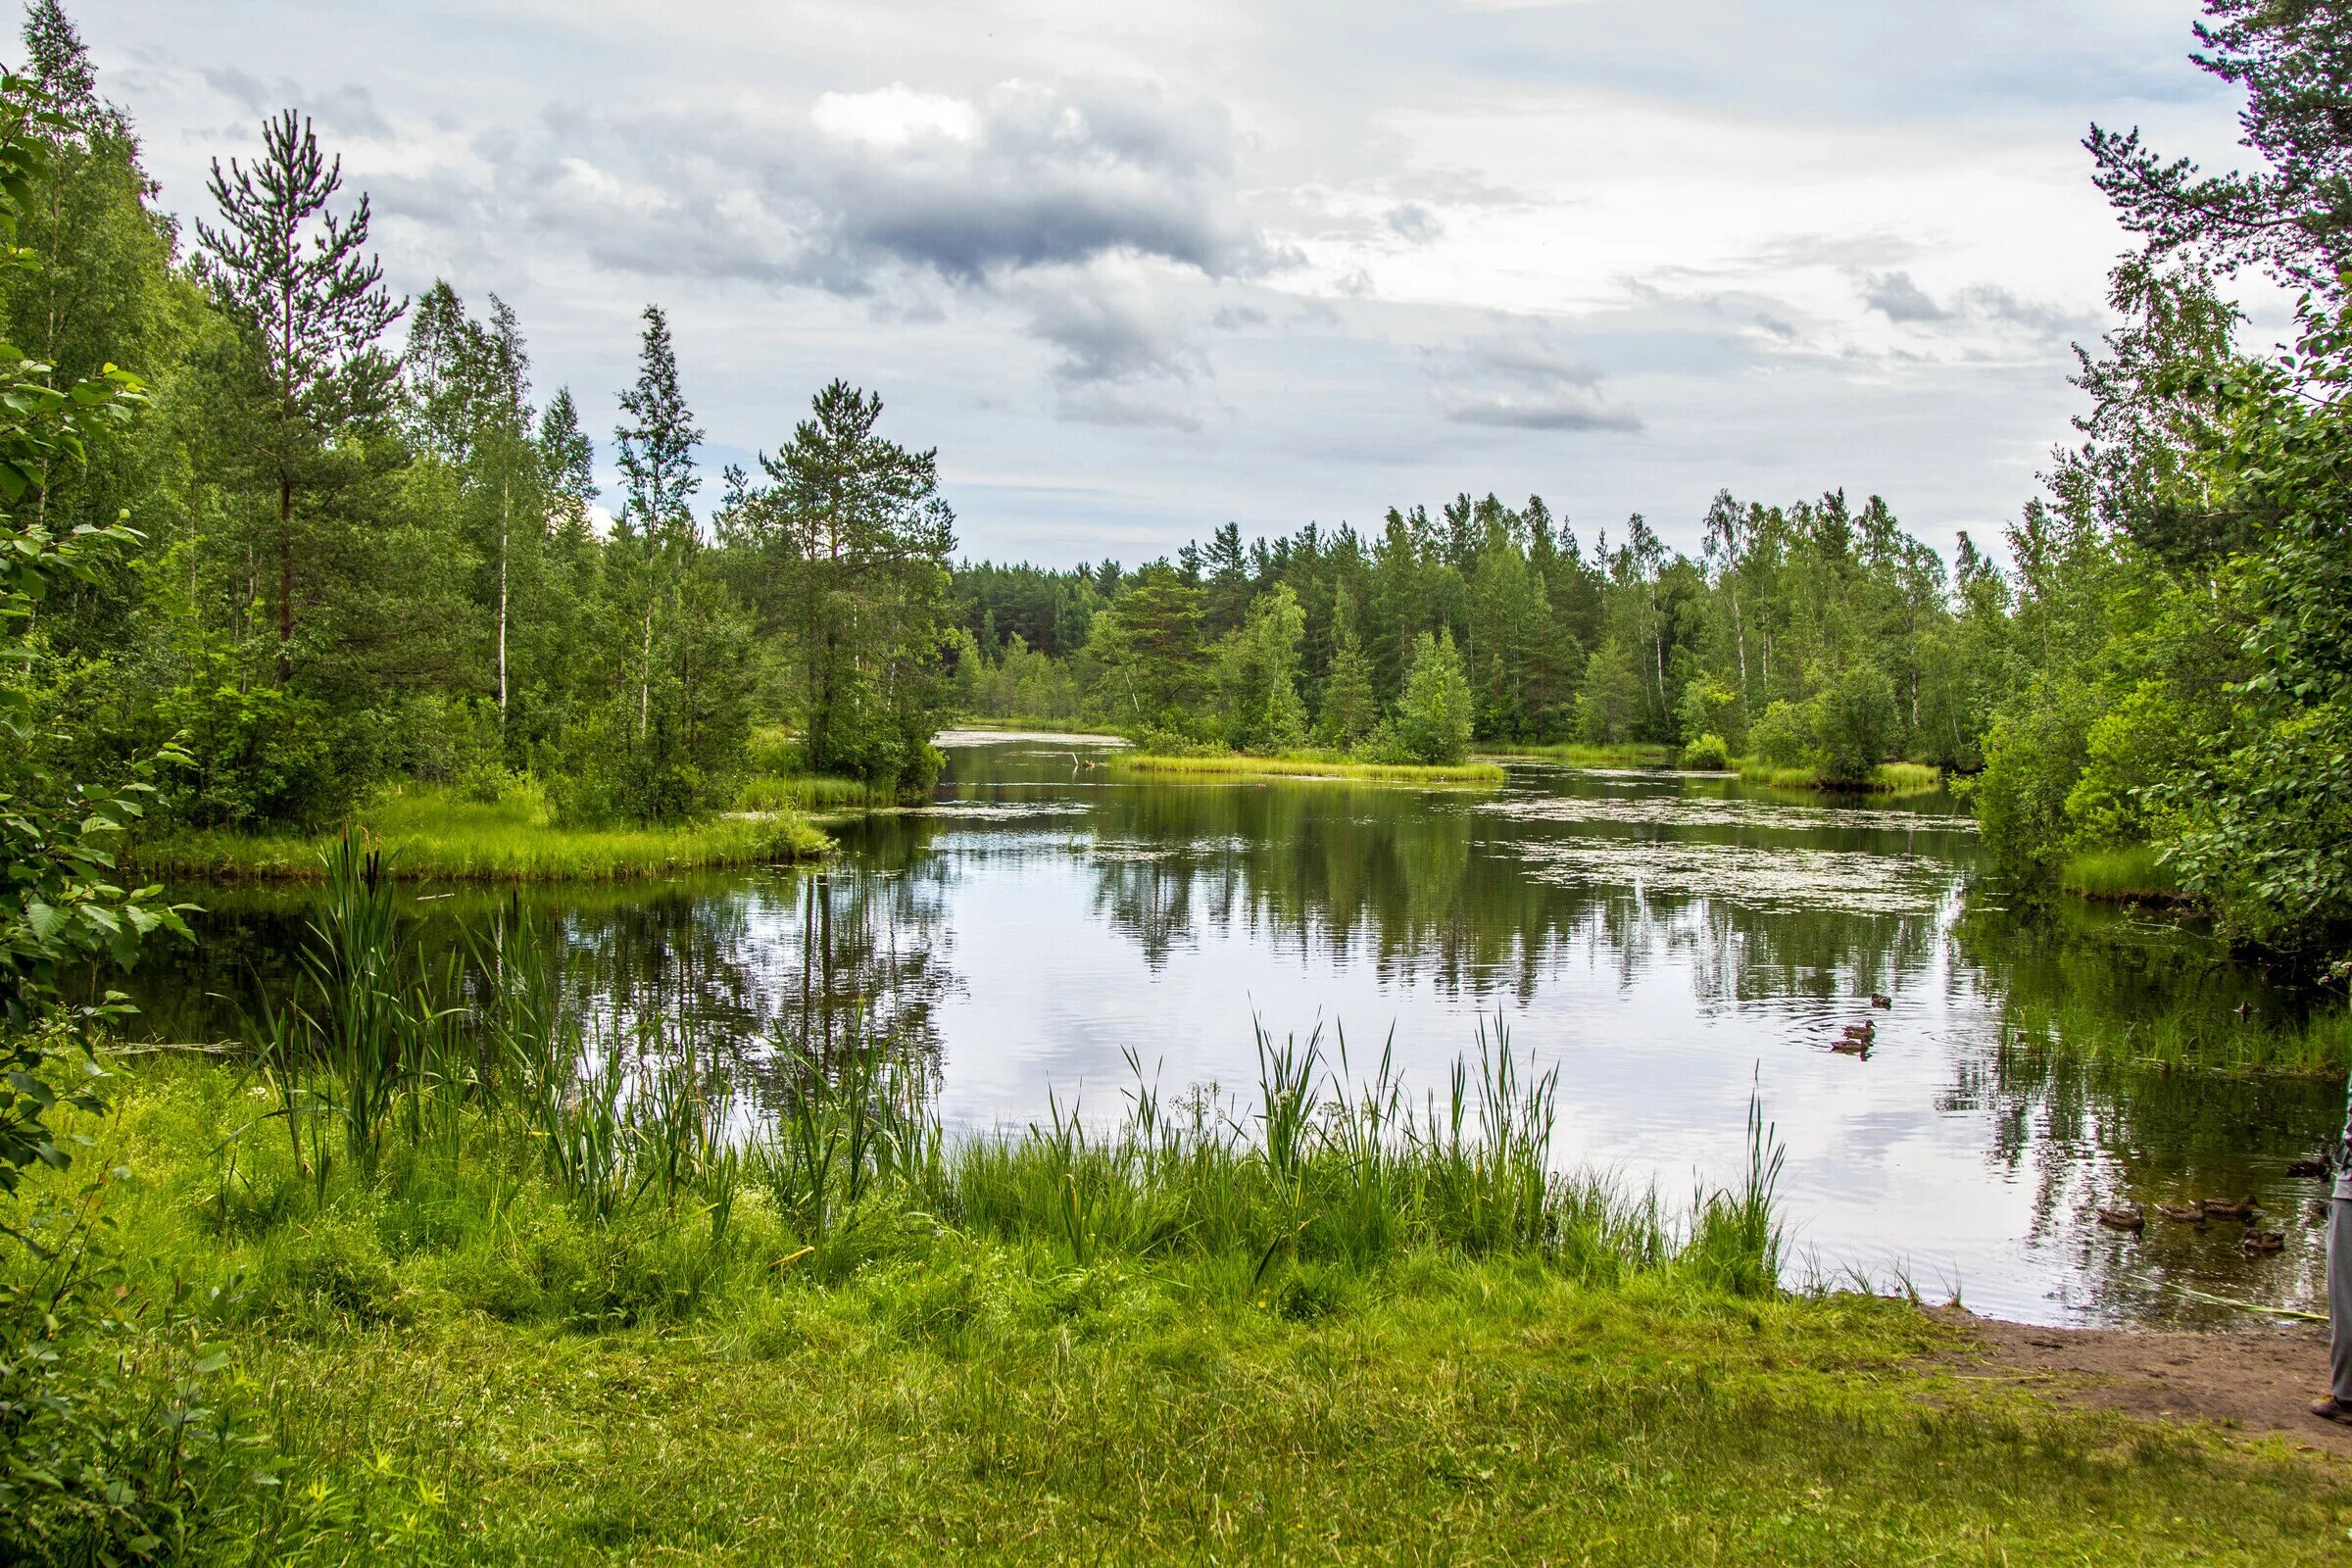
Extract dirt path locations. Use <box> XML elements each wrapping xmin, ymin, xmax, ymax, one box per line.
<box><xmin>1932</xmin><ymin>1305</ymin><xmax>2352</xmax><ymax>1456</ymax></box>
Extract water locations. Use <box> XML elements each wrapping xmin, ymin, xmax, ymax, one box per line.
<box><xmin>129</xmin><ymin>733</ymin><xmax>2345</xmax><ymax>1329</ymax></box>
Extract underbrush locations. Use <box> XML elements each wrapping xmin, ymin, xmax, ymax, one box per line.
<box><xmin>134</xmin><ymin>786</ymin><xmax>828</xmax><ymax>881</ymax></box>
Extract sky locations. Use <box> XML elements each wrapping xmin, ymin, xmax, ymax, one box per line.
<box><xmin>84</xmin><ymin>0</ymin><xmax>2269</xmax><ymax>568</ymax></box>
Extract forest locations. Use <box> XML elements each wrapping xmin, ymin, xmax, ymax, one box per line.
<box><xmin>7</xmin><ymin>2</ymin><xmax>2345</xmax><ymax>968</ymax></box>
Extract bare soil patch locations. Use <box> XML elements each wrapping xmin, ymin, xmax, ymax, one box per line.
<box><xmin>1932</xmin><ymin>1305</ymin><xmax>2352</xmax><ymax>1456</ymax></box>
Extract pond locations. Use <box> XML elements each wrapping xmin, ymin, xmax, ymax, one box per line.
<box><xmin>126</xmin><ymin>732</ymin><xmax>2345</xmax><ymax>1329</ymax></box>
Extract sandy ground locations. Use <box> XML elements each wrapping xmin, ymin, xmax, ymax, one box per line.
<box><xmin>1932</xmin><ymin>1306</ymin><xmax>2352</xmax><ymax>1457</ymax></box>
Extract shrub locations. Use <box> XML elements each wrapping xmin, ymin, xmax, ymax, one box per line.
<box><xmin>1680</xmin><ymin>732</ymin><xmax>1731</xmax><ymax>770</ymax></box>
<box><xmin>1746</xmin><ymin>700</ymin><xmax>1812</xmax><ymax>768</ymax></box>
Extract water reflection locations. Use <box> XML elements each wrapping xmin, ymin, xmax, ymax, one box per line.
<box><xmin>122</xmin><ymin>736</ymin><xmax>2341</xmax><ymax>1329</ymax></box>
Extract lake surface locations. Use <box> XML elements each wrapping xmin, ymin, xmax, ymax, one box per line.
<box><xmin>132</xmin><ymin>732</ymin><xmax>2346</xmax><ymax>1329</ymax></box>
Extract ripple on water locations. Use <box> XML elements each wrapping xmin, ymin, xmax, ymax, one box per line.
<box><xmin>1481</xmin><ymin>794</ymin><xmax>1977</xmax><ymax>835</ymax></box>
<box><xmin>1514</xmin><ymin>837</ymin><xmax>1960</xmax><ymax>915</ymax></box>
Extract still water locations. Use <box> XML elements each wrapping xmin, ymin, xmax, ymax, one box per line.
<box><xmin>131</xmin><ymin>732</ymin><xmax>2344</xmax><ymax>1329</ymax></box>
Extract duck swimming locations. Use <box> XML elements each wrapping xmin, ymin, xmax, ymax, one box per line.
<box><xmin>2096</xmin><ymin>1203</ymin><xmax>2146</xmax><ymax>1233</ymax></box>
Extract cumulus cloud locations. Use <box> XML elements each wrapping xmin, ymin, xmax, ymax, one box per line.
<box><xmin>1429</xmin><ymin>333</ymin><xmax>1641</xmax><ymax>432</ymax></box>
<box><xmin>417</xmin><ymin>78</ymin><xmax>1280</xmax><ymax>299</ymax></box>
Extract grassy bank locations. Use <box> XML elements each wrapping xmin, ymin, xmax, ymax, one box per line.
<box><xmin>12</xmin><ymin>1043</ymin><xmax>2344</xmax><ymax>1562</ymax></box>
<box><xmin>1738</xmin><ymin>758</ymin><xmax>1943</xmax><ymax>796</ymax></box>
<box><xmin>134</xmin><ymin>787</ymin><xmax>829</xmax><ymax>882</ymax></box>
<box><xmin>1117</xmin><ymin>751</ymin><xmax>1506</xmax><ymax>785</ymax></box>
<box><xmin>734</xmin><ymin>771</ymin><xmax>906</xmax><ymax>813</ymax></box>
<box><xmin>1475</xmin><ymin>741</ymin><xmax>1676</xmax><ymax>767</ymax></box>
<box><xmin>2062</xmin><ymin>843</ymin><xmax>2191</xmax><ymax>905</ymax></box>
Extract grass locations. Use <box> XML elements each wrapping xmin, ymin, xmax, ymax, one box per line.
<box><xmin>16</xmin><ymin>1045</ymin><xmax>2347</xmax><ymax>1563</ymax></box>
<box><xmin>733</xmin><ymin>772</ymin><xmax>906</xmax><ymax>813</ymax></box>
<box><xmin>2062</xmin><ymin>843</ymin><xmax>2191</xmax><ymax>905</ymax></box>
<box><xmin>1117</xmin><ymin>751</ymin><xmax>1506</xmax><ymax>785</ymax></box>
<box><xmin>1738</xmin><ymin>758</ymin><xmax>1944</xmax><ymax>796</ymax></box>
<box><xmin>1474</xmin><ymin>742</ymin><xmax>1676</xmax><ymax>767</ymax></box>
<box><xmin>132</xmin><ymin>786</ymin><xmax>829</xmax><ymax>882</ymax></box>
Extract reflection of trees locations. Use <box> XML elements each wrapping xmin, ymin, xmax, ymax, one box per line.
<box><xmin>1936</xmin><ymin>1034</ymin><xmax>2337</xmax><ymax>1324</ymax></box>
<box><xmin>1944</xmin><ymin>898</ymin><xmax>2339</xmax><ymax>1323</ymax></box>
<box><xmin>1076</xmin><ymin>778</ymin><xmax>1962</xmax><ymax>1009</ymax></box>
<box><xmin>119</xmin><ymin>865</ymin><xmax>956</xmax><ymax>1105</ymax></box>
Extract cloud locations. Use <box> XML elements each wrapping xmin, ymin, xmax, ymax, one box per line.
<box><xmin>1860</xmin><ymin>270</ymin><xmax>1948</xmax><ymax>323</ymax></box>
<box><xmin>1386</xmin><ymin>203</ymin><xmax>1443</xmax><ymax>243</ymax></box>
<box><xmin>449</xmin><ymin>78</ymin><xmax>1281</xmax><ymax>299</ymax></box>
<box><xmin>1055</xmin><ymin>384</ymin><xmax>1205</xmax><ymax>432</ymax></box>
<box><xmin>1014</xmin><ymin>258</ymin><xmax>1207</xmax><ymax>386</ymax></box>
<box><xmin>202</xmin><ymin>68</ymin><xmax>391</xmax><ymax>138</ymax></box>
<box><xmin>1429</xmin><ymin>333</ymin><xmax>1641</xmax><ymax>431</ymax></box>
<box><xmin>1855</xmin><ymin>270</ymin><xmax>2092</xmax><ymax>338</ymax></box>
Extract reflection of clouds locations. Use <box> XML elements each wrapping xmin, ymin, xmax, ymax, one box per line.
<box><xmin>1482</xmin><ymin>794</ymin><xmax>1978</xmax><ymax>835</ymax></box>
<box><xmin>1516</xmin><ymin>838</ymin><xmax>1959</xmax><ymax>916</ymax></box>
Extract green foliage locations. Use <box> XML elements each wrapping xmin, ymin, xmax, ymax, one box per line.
<box><xmin>1810</xmin><ymin>661</ymin><xmax>1899</xmax><ymax>783</ymax></box>
<box><xmin>1679</xmin><ymin>731</ymin><xmax>1730</xmax><ymax>770</ymax></box>
<box><xmin>1394</xmin><ymin>630</ymin><xmax>1473</xmax><ymax>765</ymax></box>
<box><xmin>1746</xmin><ymin>699</ymin><xmax>1812</xmax><ymax>769</ymax></box>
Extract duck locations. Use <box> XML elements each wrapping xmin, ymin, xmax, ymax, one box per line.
<box><xmin>2096</xmin><ymin>1203</ymin><xmax>2146</xmax><ymax>1233</ymax></box>
<box><xmin>2286</xmin><ymin>1155</ymin><xmax>2331</xmax><ymax>1178</ymax></box>
<box><xmin>2241</xmin><ymin>1230</ymin><xmax>2285</xmax><ymax>1256</ymax></box>
<box><xmin>1870</xmin><ymin>994</ymin><xmax>1892</xmax><ymax>1009</ymax></box>
<box><xmin>2157</xmin><ymin>1202</ymin><xmax>2208</xmax><ymax>1224</ymax></box>
<box><xmin>1840</xmin><ymin>1020</ymin><xmax>1878</xmax><ymax>1042</ymax></box>
<box><xmin>2200</xmin><ymin>1196</ymin><xmax>2259</xmax><ymax>1222</ymax></box>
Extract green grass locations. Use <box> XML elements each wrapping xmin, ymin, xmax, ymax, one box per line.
<box><xmin>133</xmin><ymin>787</ymin><xmax>829</xmax><ymax>882</ymax></box>
<box><xmin>11</xmin><ymin>1046</ymin><xmax>2346</xmax><ymax>1564</ymax></box>
<box><xmin>1117</xmin><ymin>751</ymin><xmax>1506</xmax><ymax>785</ymax></box>
<box><xmin>1475</xmin><ymin>742</ymin><xmax>1676</xmax><ymax>767</ymax></box>
<box><xmin>734</xmin><ymin>771</ymin><xmax>906</xmax><ymax>812</ymax></box>
<box><xmin>2061</xmin><ymin>843</ymin><xmax>2191</xmax><ymax>905</ymax></box>
<box><xmin>1738</xmin><ymin>758</ymin><xmax>1944</xmax><ymax>796</ymax></box>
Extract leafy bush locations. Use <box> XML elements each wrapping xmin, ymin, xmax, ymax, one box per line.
<box><xmin>1680</xmin><ymin>732</ymin><xmax>1730</xmax><ymax>770</ymax></box>
<box><xmin>1745</xmin><ymin>700</ymin><xmax>1812</xmax><ymax>768</ymax></box>
<box><xmin>1811</xmin><ymin>662</ymin><xmax>1898</xmax><ymax>783</ymax></box>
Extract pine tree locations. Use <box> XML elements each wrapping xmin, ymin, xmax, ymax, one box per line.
<box><xmin>196</xmin><ymin>109</ymin><xmax>404</xmax><ymax>680</ymax></box>
<box><xmin>612</xmin><ymin>304</ymin><xmax>700</xmax><ymax>737</ymax></box>
<box><xmin>1319</xmin><ymin>585</ymin><xmax>1378</xmax><ymax>746</ymax></box>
